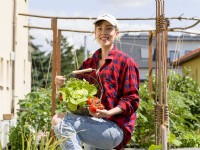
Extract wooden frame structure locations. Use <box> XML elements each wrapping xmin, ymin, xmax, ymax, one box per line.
<box><xmin>19</xmin><ymin>1</ymin><xmax>200</xmax><ymax>148</ymax></box>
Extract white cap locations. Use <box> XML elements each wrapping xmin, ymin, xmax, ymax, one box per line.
<box><xmin>93</xmin><ymin>14</ymin><xmax>118</xmax><ymax>27</ymax></box>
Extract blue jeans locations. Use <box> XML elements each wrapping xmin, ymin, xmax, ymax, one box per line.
<box><xmin>53</xmin><ymin>113</ymin><xmax>124</xmax><ymax>150</ymax></box>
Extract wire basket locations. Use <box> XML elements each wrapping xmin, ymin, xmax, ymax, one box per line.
<box><xmin>57</xmin><ymin>68</ymin><xmax>103</xmax><ymax>116</ymax></box>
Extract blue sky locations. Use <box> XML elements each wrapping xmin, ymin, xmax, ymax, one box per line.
<box><xmin>28</xmin><ymin>0</ymin><xmax>200</xmax><ymax>52</ymax></box>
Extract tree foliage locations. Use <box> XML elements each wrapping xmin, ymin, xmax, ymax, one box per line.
<box><xmin>31</xmin><ymin>44</ymin><xmax>50</xmax><ymax>91</ymax></box>
<box><xmin>30</xmin><ymin>35</ymin><xmax>86</xmax><ymax>90</ymax></box>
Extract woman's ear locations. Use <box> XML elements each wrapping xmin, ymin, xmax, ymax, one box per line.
<box><xmin>94</xmin><ymin>31</ymin><xmax>97</xmax><ymax>39</ymax></box>
<box><xmin>116</xmin><ymin>31</ymin><xmax>119</xmax><ymax>36</ymax></box>
<box><xmin>115</xmin><ymin>31</ymin><xmax>119</xmax><ymax>40</ymax></box>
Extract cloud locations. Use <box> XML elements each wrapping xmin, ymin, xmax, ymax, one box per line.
<box><xmin>97</xmin><ymin>0</ymin><xmax>151</xmax><ymax>8</ymax></box>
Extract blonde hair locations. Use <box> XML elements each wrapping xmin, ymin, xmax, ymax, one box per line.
<box><xmin>94</xmin><ymin>20</ymin><xmax>119</xmax><ymax>32</ymax></box>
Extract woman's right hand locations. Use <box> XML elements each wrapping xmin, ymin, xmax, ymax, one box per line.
<box><xmin>55</xmin><ymin>76</ymin><xmax>65</xmax><ymax>88</ymax></box>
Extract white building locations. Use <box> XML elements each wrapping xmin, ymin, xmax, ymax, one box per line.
<box><xmin>0</xmin><ymin>0</ymin><xmax>31</xmax><ymax>147</ymax></box>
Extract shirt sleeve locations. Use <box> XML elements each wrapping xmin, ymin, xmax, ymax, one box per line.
<box><xmin>117</xmin><ymin>60</ymin><xmax>140</xmax><ymax>116</ymax></box>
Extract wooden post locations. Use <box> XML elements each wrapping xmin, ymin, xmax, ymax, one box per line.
<box><xmin>51</xmin><ymin>18</ymin><xmax>57</xmax><ymax>118</ymax></box>
<box><xmin>148</xmin><ymin>31</ymin><xmax>153</xmax><ymax>97</ymax></box>
<box><xmin>57</xmin><ymin>30</ymin><xmax>61</xmax><ymax>75</ymax></box>
<box><xmin>50</xmin><ymin>18</ymin><xmax>58</xmax><ymax>138</ymax></box>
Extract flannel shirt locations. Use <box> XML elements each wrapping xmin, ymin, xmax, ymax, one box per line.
<box><xmin>79</xmin><ymin>46</ymin><xmax>140</xmax><ymax>149</ymax></box>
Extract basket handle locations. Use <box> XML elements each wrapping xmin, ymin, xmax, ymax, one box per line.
<box><xmin>71</xmin><ymin>68</ymin><xmax>94</xmax><ymax>74</ymax></box>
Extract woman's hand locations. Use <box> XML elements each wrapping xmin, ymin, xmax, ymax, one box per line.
<box><xmin>89</xmin><ymin>108</ymin><xmax>111</xmax><ymax>118</ymax></box>
<box><xmin>55</xmin><ymin>76</ymin><xmax>65</xmax><ymax>88</ymax></box>
<box><xmin>88</xmin><ymin>106</ymin><xmax>123</xmax><ymax>118</ymax></box>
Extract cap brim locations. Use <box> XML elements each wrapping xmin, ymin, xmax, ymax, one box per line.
<box><xmin>93</xmin><ymin>18</ymin><xmax>116</xmax><ymax>26</ymax></box>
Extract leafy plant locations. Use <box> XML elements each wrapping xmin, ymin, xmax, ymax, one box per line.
<box><xmin>8</xmin><ymin>123</ymin><xmax>70</xmax><ymax>150</ymax></box>
<box><xmin>132</xmin><ymin>69</ymin><xmax>200</xmax><ymax>148</ymax></box>
<box><xmin>8</xmin><ymin>124</ymin><xmax>30</xmax><ymax>150</ymax></box>
<box><xmin>8</xmin><ymin>87</ymin><xmax>69</xmax><ymax>150</ymax></box>
<box><xmin>18</xmin><ymin>88</ymin><xmax>52</xmax><ymax>131</ymax></box>
<box><xmin>58</xmin><ymin>77</ymin><xmax>97</xmax><ymax>112</ymax></box>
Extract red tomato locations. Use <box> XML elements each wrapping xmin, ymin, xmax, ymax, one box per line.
<box><xmin>93</xmin><ymin>97</ymin><xmax>100</xmax><ymax>104</ymax></box>
<box><xmin>89</xmin><ymin>104</ymin><xmax>97</xmax><ymax>113</ymax></box>
<box><xmin>59</xmin><ymin>93</ymin><xmax>63</xmax><ymax>101</ymax></box>
<box><xmin>87</xmin><ymin>98</ymin><xmax>93</xmax><ymax>105</ymax></box>
<box><xmin>98</xmin><ymin>104</ymin><xmax>104</xmax><ymax>110</ymax></box>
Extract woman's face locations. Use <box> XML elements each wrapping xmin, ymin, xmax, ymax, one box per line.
<box><xmin>95</xmin><ymin>20</ymin><xmax>119</xmax><ymax>48</ymax></box>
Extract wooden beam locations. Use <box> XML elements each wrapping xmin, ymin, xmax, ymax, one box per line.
<box><xmin>19</xmin><ymin>13</ymin><xmax>200</xmax><ymax>21</ymax></box>
<box><xmin>19</xmin><ymin>13</ymin><xmax>155</xmax><ymax>20</ymax></box>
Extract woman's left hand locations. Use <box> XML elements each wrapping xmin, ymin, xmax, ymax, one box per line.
<box><xmin>88</xmin><ymin>109</ymin><xmax>111</xmax><ymax>118</ymax></box>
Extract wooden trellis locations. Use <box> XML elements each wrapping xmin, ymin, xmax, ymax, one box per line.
<box><xmin>19</xmin><ymin>2</ymin><xmax>200</xmax><ymax>148</ymax></box>
<box><xmin>155</xmin><ymin>0</ymin><xmax>169</xmax><ymax>149</ymax></box>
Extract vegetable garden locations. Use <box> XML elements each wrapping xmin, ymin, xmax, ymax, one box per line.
<box><xmin>2</xmin><ymin>69</ymin><xmax>199</xmax><ymax>150</ymax></box>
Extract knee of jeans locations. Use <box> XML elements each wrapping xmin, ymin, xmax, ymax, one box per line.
<box><xmin>51</xmin><ymin>112</ymin><xmax>67</xmax><ymax>126</ymax></box>
<box><xmin>113</xmin><ymin>134</ymin><xmax>123</xmax><ymax>148</ymax></box>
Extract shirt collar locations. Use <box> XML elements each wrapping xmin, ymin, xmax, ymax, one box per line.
<box><xmin>92</xmin><ymin>45</ymin><xmax>119</xmax><ymax>61</ymax></box>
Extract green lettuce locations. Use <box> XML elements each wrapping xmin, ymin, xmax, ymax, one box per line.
<box><xmin>58</xmin><ymin>78</ymin><xmax>98</xmax><ymax>112</ymax></box>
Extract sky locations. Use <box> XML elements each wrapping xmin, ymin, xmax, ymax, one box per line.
<box><xmin>28</xmin><ymin>0</ymin><xmax>200</xmax><ymax>53</ymax></box>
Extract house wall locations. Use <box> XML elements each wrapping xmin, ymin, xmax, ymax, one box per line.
<box><xmin>117</xmin><ymin>34</ymin><xmax>200</xmax><ymax>81</ymax></box>
<box><xmin>168</xmin><ymin>41</ymin><xmax>200</xmax><ymax>61</ymax></box>
<box><xmin>181</xmin><ymin>57</ymin><xmax>200</xmax><ymax>85</ymax></box>
<box><xmin>0</xmin><ymin>0</ymin><xmax>31</xmax><ymax>120</ymax></box>
<box><xmin>0</xmin><ymin>0</ymin><xmax>13</xmax><ymax>120</ymax></box>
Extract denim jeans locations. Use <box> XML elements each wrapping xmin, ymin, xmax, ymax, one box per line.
<box><xmin>53</xmin><ymin>113</ymin><xmax>124</xmax><ymax>150</ymax></box>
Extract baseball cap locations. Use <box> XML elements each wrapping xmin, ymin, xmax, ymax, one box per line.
<box><xmin>93</xmin><ymin>14</ymin><xmax>118</xmax><ymax>27</ymax></box>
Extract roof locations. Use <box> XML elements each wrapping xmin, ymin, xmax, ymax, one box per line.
<box><xmin>173</xmin><ymin>48</ymin><xmax>200</xmax><ymax>64</ymax></box>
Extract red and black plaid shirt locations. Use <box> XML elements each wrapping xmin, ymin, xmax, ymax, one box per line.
<box><xmin>79</xmin><ymin>46</ymin><xmax>140</xmax><ymax>149</ymax></box>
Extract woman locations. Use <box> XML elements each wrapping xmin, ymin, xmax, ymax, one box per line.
<box><xmin>51</xmin><ymin>14</ymin><xmax>140</xmax><ymax>150</ymax></box>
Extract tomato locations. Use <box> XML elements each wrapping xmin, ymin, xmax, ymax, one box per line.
<box><xmin>87</xmin><ymin>97</ymin><xmax>104</xmax><ymax>112</ymax></box>
<box><xmin>93</xmin><ymin>97</ymin><xmax>100</xmax><ymax>104</ymax></box>
<box><xmin>59</xmin><ymin>93</ymin><xmax>63</xmax><ymax>101</ymax></box>
<box><xmin>87</xmin><ymin>98</ymin><xmax>93</xmax><ymax>105</ymax></box>
<box><xmin>98</xmin><ymin>104</ymin><xmax>104</xmax><ymax>110</ymax></box>
<box><xmin>89</xmin><ymin>104</ymin><xmax>97</xmax><ymax>113</ymax></box>
<box><xmin>87</xmin><ymin>97</ymin><xmax>100</xmax><ymax>105</ymax></box>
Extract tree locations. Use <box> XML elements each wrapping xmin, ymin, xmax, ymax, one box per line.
<box><xmin>30</xmin><ymin>42</ymin><xmax>50</xmax><ymax>91</ymax></box>
<box><xmin>30</xmin><ymin>34</ymin><xmax>86</xmax><ymax>90</ymax></box>
<box><xmin>60</xmin><ymin>35</ymin><xmax>80</xmax><ymax>75</ymax></box>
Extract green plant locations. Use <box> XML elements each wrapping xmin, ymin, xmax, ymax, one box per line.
<box><xmin>132</xmin><ymin>70</ymin><xmax>200</xmax><ymax>148</ymax></box>
<box><xmin>148</xmin><ymin>144</ymin><xmax>162</xmax><ymax>150</ymax></box>
<box><xmin>17</xmin><ymin>88</ymin><xmax>52</xmax><ymax>131</ymax></box>
<box><xmin>0</xmin><ymin>140</ymin><xmax>2</xmax><ymax>150</ymax></box>
<box><xmin>8</xmin><ymin>123</ymin><xmax>70</xmax><ymax>150</ymax></box>
<box><xmin>8</xmin><ymin>124</ymin><xmax>30</xmax><ymax>150</ymax></box>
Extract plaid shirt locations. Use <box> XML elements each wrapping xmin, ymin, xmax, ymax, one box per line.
<box><xmin>79</xmin><ymin>46</ymin><xmax>140</xmax><ymax>149</ymax></box>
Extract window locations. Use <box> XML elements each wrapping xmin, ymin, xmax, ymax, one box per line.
<box><xmin>153</xmin><ymin>48</ymin><xmax>156</xmax><ymax>61</ymax></box>
<box><xmin>24</xmin><ymin>60</ymin><xmax>26</xmax><ymax>84</ymax></box>
<box><xmin>185</xmin><ymin>50</ymin><xmax>191</xmax><ymax>55</ymax></box>
<box><xmin>141</xmin><ymin>48</ymin><xmax>148</xmax><ymax>59</ymax></box>
<box><xmin>0</xmin><ymin>58</ymin><xmax>3</xmax><ymax>87</ymax></box>
<box><xmin>6</xmin><ymin>60</ymin><xmax>10</xmax><ymax>88</ymax></box>
<box><xmin>28</xmin><ymin>50</ymin><xmax>32</xmax><ymax>62</ymax></box>
<box><xmin>169</xmin><ymin>50</ymin><xmax>179</xmax><ymax>62</ymax></box>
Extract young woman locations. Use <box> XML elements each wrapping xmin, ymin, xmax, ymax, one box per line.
<box><xmin>51</xmin><ymin>14</ymin><xmax>140</xmax><ymax>150</ymax></box>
